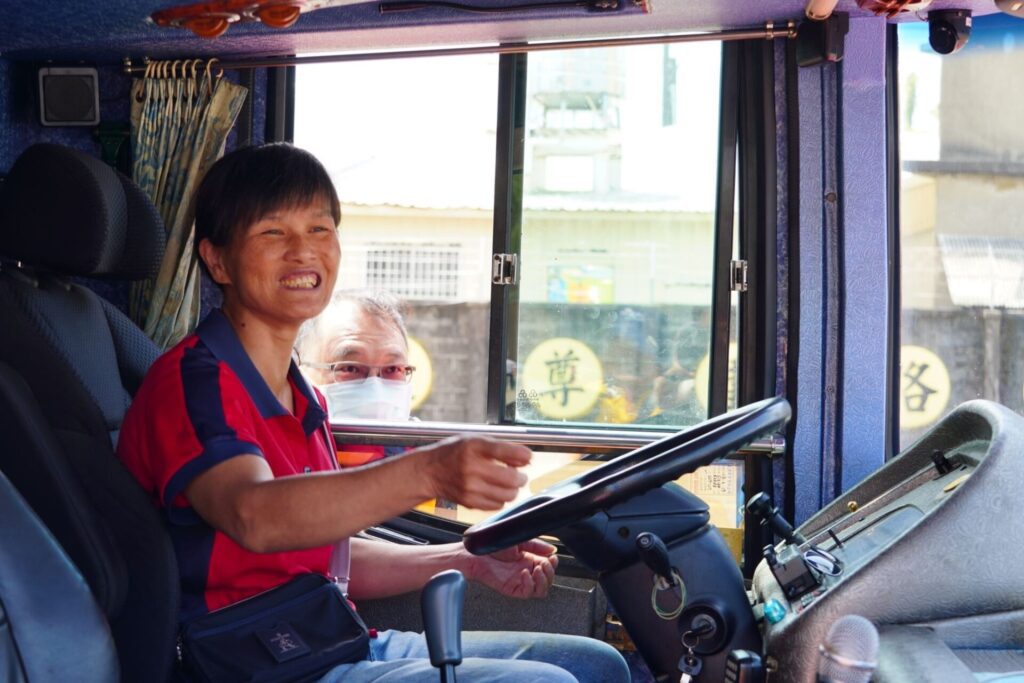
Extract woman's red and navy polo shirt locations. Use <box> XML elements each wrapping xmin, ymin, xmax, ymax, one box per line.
<box><xmin>117</xmin><ymin>309</ymin><xmax>336</xmax><ymax>620</ymax></box>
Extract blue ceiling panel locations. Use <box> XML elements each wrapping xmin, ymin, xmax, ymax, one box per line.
<box><xmin>0</xmin><ymin>0</ymin><xmax>1002</xmax><ymax>64</ymax></box>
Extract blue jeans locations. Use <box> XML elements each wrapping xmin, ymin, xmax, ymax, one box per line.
<box><xmin>318</xmin><ymin>629</ymin><xmax>631</xmax><ymax>682</ymax></box>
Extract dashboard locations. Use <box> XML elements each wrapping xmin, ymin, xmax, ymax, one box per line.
<box><xmin>751</xmin><ymin>400</ymin><xmax>1023</xmax><ymax>681</ymax></box>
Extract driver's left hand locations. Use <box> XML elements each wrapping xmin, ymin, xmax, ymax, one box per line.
<box><xmin>467</xmin><ymin>538</ymin><xmax>559</xmax><ymax>599</ymax></box>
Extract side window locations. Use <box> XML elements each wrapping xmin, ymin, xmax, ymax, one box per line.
<box><xmin>897</xmin><ymin>17</ymin><xmax>1024</xmax><ymax>447</ymax></box>
<box><xmin>512</xmin><ymin>44</ymin><xmax>723</xmax><ymax>430</ymax></box>
<box><xmin>295</xmin><ymin>55</ymin><xmax>499</xmax><ymax>423</ymax></box>
<box><xmin>294</xmin><ymin>45</ymin><xmax>741</xmax><ymax>554</ymax></box>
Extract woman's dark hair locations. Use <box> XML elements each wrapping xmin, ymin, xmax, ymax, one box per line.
<box><xmin>194</xmin><ymin>143</ymin><xmax>341</xmax><ymax>250</ymax></box>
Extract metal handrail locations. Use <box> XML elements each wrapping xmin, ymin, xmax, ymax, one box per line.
<box><xmin>123</xmin><ymin>21</ymin><xmax>797</xmax><ymax>74</ymax></box>
<box><xmin>330</xmin><ymin>418</ymin><xmax>785</xmax><ymax>456</ymax></box>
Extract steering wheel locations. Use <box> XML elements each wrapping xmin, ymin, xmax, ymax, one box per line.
<box><xmin>463</xmin><ymin>396</ymin><xmax>791</xmax><ymax>555</ymax></box>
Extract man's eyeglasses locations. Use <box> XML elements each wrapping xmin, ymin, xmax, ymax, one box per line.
<box><xmin>302</xmin><ymin>360</ymin><xmax>416</xmax><ymax>384</ymax></box>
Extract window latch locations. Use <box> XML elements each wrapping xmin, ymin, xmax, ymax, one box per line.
<box><xmin>492</xmin><ymin>253</ymin><xmax>518</xmax><ymax>286</ymax></box>
<box><xmin>730</xmin><ymin>259</ymin><xmax>748</xmax><ymax>292</ymax></box>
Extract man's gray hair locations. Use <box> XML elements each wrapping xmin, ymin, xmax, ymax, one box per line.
<box><xmin>298</xmin><ymin>289</ymin><xmax>409</xmax><ymax>363</ymax></box>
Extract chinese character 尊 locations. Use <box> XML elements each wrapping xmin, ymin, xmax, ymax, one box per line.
<box><xmin>543</xmin><ymin>349</ymin><xmax>584</xmax><ymax>407</ymax></box>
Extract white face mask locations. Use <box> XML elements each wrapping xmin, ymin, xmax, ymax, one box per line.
<box><xmin>322</xmin><ymin>377</ymin><xmax>413</xmax><ymax>421</ymax></box>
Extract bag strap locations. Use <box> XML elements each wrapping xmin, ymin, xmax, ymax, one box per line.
<box><xmin>296</xmin><ymin>368</ymin><xmax>352</xmax><ymax>591</ymax></box>
<box><xmin>290</xmin><ymin>349</ymin><xmax>340</xmax><ymax>473</ymax></box>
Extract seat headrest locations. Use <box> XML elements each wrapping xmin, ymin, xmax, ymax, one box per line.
<box><xmin>0</xmin><ymin>144</ymin><xmax>166</xmax><ymax>280</ymax></box>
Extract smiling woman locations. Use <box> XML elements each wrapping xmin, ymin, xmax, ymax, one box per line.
<box><xmin>113</xmin><ymin>142</ymin><xmax>630</xmax><ymax>682</ymax></box>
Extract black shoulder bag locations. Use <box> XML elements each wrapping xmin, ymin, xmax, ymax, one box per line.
<box><xmin>177</xmin><ymin>573</ymin><xmax>370</xmax><ymax>683</ymax></box>
<box><xmin>178</xmin><ymin>411</ymin><xmax>369</xmax><ymax>682</ymax></box>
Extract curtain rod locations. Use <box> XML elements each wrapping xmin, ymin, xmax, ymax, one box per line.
<box><xmin>123</xmin><ymin>21</ymin><xmax>796</xmax><ymax>74</ymax></box>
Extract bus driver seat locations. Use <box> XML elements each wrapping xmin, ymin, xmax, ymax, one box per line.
<box><xmin>0</xmin><ymin>143</ymin><xmax>179</xmax><ymax>682</ymax></box>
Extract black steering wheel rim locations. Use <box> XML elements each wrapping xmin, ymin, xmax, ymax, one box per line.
<box><xmin>463</xmin><ymin>396</ymin><xmax>791</xmax><ymax>555</ymax></box>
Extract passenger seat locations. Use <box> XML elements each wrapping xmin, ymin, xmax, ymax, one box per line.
<box><xmin>0</xmin><ymin>143</ymin><xmax>179</xmax><ymax>682</ymax></box>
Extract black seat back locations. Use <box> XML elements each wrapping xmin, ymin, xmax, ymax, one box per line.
<box><xmin>0</xmin><ymin>462</ymin><xmax>118</xmax><ymax>682</ymax></box>
<box><xmin>0</xmin><ymin>144</ymin><xmax>178</xmax><ymax>682</ymax></box>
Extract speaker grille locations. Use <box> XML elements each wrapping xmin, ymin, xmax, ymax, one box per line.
<box><xmin>38</xmin><ymin>69</ymin><xmax>99</xmax><ymax>126</ymax></box>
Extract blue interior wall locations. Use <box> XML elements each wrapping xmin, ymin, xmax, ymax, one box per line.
<box><xmin>837</xmin><ymin>18</ymin><xmax>890</xmax><ymax>496</ymax></box>
<box><xmin>793</xmin><ymin>52</ymin><xmax>834</xmax><ymax>523</ymax></box>
<box><xmin>792</xmin><ymin>16</ymin><xmax>892</xmax><ymax>522</ymax></box>
<box><xmin>251</xmin><ymin>68</ymin><xmax>268</xmax><ymax>146</ymax></box>
<box><xmin>0</xmin><ymin>60</ymin><xmax>132</xmax><ymax>172</ymax></box>
<box><xmin>774</xmin><ymin>40</ymin><xmax>792</xmax><ymax>512</ymax></box>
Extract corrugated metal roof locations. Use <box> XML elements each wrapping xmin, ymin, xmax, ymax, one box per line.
<box><xmin>333</xmin><ymin>154</ymin><xmax>714</xmax><ymax>214</ymax></box>
<box><xmin>938</xmin><ymin>234</ymin><xmax>1024</xmax><ymax>308</ymax></box>
<box><xmin>341</xmin><ymin>194</ymin><xmax>710</xmax><ymax>214</ymax></box>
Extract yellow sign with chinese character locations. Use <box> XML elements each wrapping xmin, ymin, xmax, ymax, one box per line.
<box><xmin>408</xmin><ymin>336</ymin><xmax>433</xmax><ymax>411</ymax></box>
<box><xmin>521</xmin><ymin>338</ymin><xmax>603</xmax><ymax>420</ymax></box>
<box><xmin>899</xmin><ymin>345</ymin><xmax>950</xmax><ymax>429</ymax></box>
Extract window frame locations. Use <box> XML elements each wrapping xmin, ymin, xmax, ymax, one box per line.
<box><xmin>733</xmin><ymin>39</ymin><xmax>781</xmax><ymax>574</ymax></box>
<box><xmin>282</xmin><ymin>45</ymin><xmax>752</xmax><ymax>433</ymax></box>
<box><xmin>486</xmin><ymin>45</ymin><xmax>745</xmax><ymax>431</ymax></box>
<box><xmin>486</xmin><ymin>52</ymin><xmax>525</xmax><ymax>424</ymax></box>
<box><xmin>885</xmin><ymin>24</ymin><xmax>902</xmax><ymax>461</ymax></box>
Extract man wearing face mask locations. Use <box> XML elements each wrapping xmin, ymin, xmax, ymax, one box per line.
<box><xmin>298</xmin><ymin>289</ymin><xmax>416</xmax><ymax>466</ymax></box>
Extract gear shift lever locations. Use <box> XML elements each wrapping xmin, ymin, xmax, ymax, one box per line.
<box><xmin>747</xmin><ymin>492</ymin><xmax>806</xmax><ymax>546</ymax></box>
<box><xmin>421</xmin><ymin>569</ymin><xmax>467</xmax><ymax>683</ymax></box>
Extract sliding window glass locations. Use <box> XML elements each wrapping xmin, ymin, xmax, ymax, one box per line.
<box><xmin>295</xmin><ymin>55</ymin><xmax>499</xmax><ymax>423</ymax></box>
<box><xmin>294</xmin><ymin>46</ymin><xmax>737</xmax><ymax>546</ymax></box>
<box><xmin>511</xmin><ymin>43</ymin><xmax>723</xmax><ymax>430</ymax></box>
<box><xmin>897</xmin><ymin>17</ymin><xmax>1024</xmax><ymax>447</ymax></box>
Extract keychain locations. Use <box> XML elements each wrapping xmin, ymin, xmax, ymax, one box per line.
<box><xmin>678</xmin><ymin>628</ymin><xmax>705</xmax><ymax>682</ymax></box>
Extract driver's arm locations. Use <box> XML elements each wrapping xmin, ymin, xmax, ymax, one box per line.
<box><xmin>347</xmin><ymin>537</ymin><xmax>558</xmax><ymax>601</ymax></box>
<box><xmin>185</xmin><ymin>436</ymin><xmax>530</xmax><ymax>553</ymax></box>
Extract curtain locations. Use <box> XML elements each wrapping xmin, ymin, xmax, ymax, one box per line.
<box><xmin>129</xmin><ymin>60</ymin><xmax>248</xmax><ymax>349</ymax></box>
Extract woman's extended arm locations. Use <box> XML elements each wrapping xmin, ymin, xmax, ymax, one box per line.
<box><xmin>184</xmin><ymin>435</ymin><xmax>531</xmax><ymax>554</ymax></box>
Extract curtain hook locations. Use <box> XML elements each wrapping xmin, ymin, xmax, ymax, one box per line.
<box><xmin>189</xmin><ymin>59</ymin><xmax>200</xmax><ymax>100</ymax></box>
<box><xmin>136</xmin><ymin>61</ymin><xmax>153</xmax><ymax>102</ymax></box>
<box><xmin>187</xmin><ymin>59</ymin><xmax>198</xmax><ymax>99</ymax></box>
<box><xmin>205</xmin><ymin>58</ymin><xmax>221</xmax><ymax>96</ymax></box>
